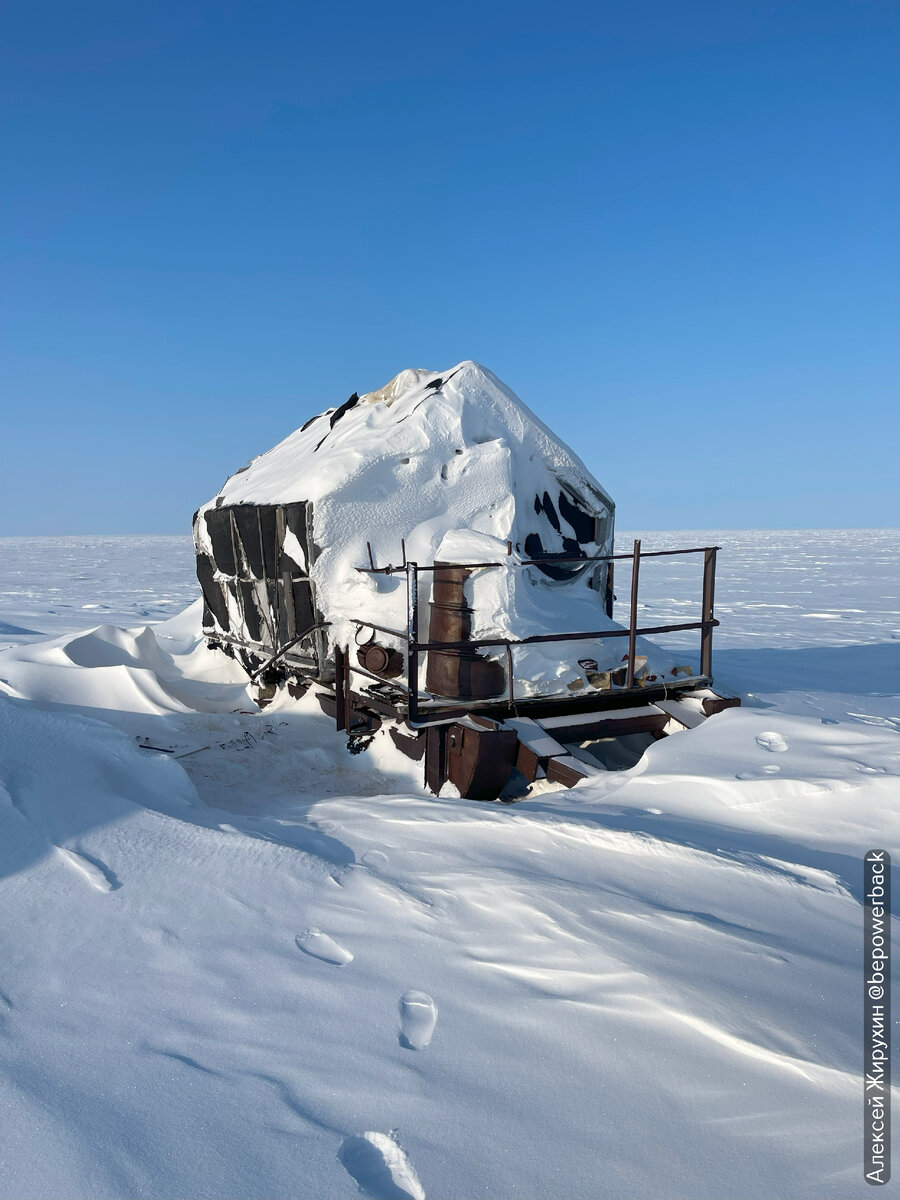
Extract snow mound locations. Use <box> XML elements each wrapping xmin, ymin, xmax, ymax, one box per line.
<box><xmin>0</xmin><ymin>614</ymin><xmax>253</xmax><ymax>718</ymax></box>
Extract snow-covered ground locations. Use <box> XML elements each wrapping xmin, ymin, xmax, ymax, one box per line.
<box><xmin>0</xmin><ymin>530</ymin><xmax>897</xmax><ymax>1199</ymax></box>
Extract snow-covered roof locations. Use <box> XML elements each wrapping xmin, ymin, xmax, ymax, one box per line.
<box><xmin>202</xmin><ymin>360</ymin><xmax>614</xmax><ymax>515</ymax></box>
<box><xmin>197</xmin><ymin>361</ymin><xmax>629</xmax><ymax>691</ymax></box>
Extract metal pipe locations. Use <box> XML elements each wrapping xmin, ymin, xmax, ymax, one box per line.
<box><xmin>700</xmin><ymin>546</ymin><xmax>718</xmax><ymax>680</ymax></box>
<box><xmin>334</xmin><ymin>644</ymin><xmax>346</xmax><ymax>731</ymax></box>
<box><xmin>354</xmin><ymin>546</ymin><xmax>721</xmax><ymax>575</ymax></box>
<box><xmin>414</xmin><ymin>618</ymin><xmax>718</xmax><ymax>652</ymax></box>
<box><xmin>626</xmin><ymin>538</ymin><xmax>641</xmax><ymax>689</ymax></box>
<box><xmin>353</xmin><ymin>621</ymin><xmax>409</xmax><ymax>641</ymax></box>
<box><xmin>348</xmin><ymin>662</ymin><xmax>412</xmax><ymax>693</ymax></box>
<box><xmin>605</xmin><ymin>560</ymin><xmax>615</xmax><ymax>619</ymax></box>
<box><xmin>224</xmin><ymin>615</ymin><xmax>718</xmax><ymax>665</ymax></box>
<box><xmin>343</xmin><ymin>646</ymin><xmax>352</xmax><ymax>732</ymax></box>
<box><xmin>406</xmin><ymin>563</ymin><xmax>419</xmax><ymax>725</ymax></box>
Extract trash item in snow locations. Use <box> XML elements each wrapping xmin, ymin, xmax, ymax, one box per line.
<box><xmin>193</xmin><ymin>361</ymin><xmax>739</xmax><ymax>799</ymax></box>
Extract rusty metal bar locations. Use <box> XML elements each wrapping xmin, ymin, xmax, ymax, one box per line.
<box><xmin>413</xmin><ymin>674</ymin><xmax>713</xmax><ymax>725</ymax></box>
<box><xmin>348</xmin><ymin>660</ymin><xmax>412</xmax><ymax>694</ymax></box>
<box><xmin>353</xmin><ymin>621</ymin><xmax>408</xmax><ymax>641</ymax></box>
<box><xmin>625</xmin><ymin>538</ymin><xmax>641</xmax><ymax>688</ymax></box>
<box><xmin>700</xmin><ymin>546</ymin><xmax>717</xmax><ymax>680</ymax></box>
<box><xmin>343</xmin><ymin>647</ymin><xmax>352</xmax><ymax>732</ymax></box>
<box><xmin>516</xmin><ymin>546</ymin><xmax>716</xmax><ymax>565</ymax></box>
<box><xmin>416</xmin><ymin>618</ymin><xmax>717</xmax><ymax>653</ymax></box>
<box><xmin>334</xmin><ymin>644</ymin><xmax>346</xmax><ymax>731</ymax></box>
<box><xmin>348</xmin><ymin>614</ymin><xmax>714</xmax><ymax>650</ymax></box>
<box><xmin>349</xmin><ymin>615</ymin><xmax>713</xmax><ymax>651</ymax></box>
<box><xmin>355</xmin><ymin>546</ymin><xmax>721</xmax><ymax>575</ymax></box>
<box><xmin>248</xmin><ymin>621</ymin><xmax>332</xmax><ymax>679</ymax></box>
<box><xmin>505</xmin><ymin>644</ymin><xmax>516</xmax><ymax>710</ymax></box>
<box><xmin>406</xmin><ymin>562</ymin><xmax>419</xmax><ymax>725</ymax></box>
<box><xmin>349</xmin><ymin>544</ymin><xmax>721</xmax><ymax>711</ymax></box>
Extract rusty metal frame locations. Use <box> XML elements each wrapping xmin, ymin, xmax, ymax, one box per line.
<box><xmin>343</xmin><ymin>539</ymin><xmax>721</xmax><ymax>730</ymax></box>
<box><xmin>355</xmin><ymin>543</ymin><xmax>720</xmax><ymax>575</ymax></box>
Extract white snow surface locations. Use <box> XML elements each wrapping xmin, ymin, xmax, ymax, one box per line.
<box><xmin>0</xmin><ymin>529</ymin><xmax>897</xmax><ymax>1199</ymax></box>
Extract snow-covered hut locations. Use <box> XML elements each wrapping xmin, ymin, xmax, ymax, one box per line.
<box><xmin>193</xmin><ymin>361</ymin><xmax>622</xmax><ymax>696</ymax></box>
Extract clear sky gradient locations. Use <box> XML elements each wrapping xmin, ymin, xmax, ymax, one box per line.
<box><xmin>2</xmin><ymin>0</ymin><xmax>897</xmax><ymax>534</ymax></box>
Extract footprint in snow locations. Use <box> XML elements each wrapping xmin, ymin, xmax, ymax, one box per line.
<box><xmin>398</xmin><ymin>991</ymin><xmax>437</xmax><ymax>1051</ymax></box>
<box><xmin>735</xmin><ymin>764</ymin><xmax>782</xmax><ymax>780</ymax></box>
<box><xmin>362</xmin><ymin>849</ymin><xmax>389</xmax><ymax>869</ymax></box>
<box><xmin>755</xmin><ymin>731</ymin><xmax>789</xmax><ymax>753</ymax></box>
<box><xmin>295</xmin><ymin>929</ymin><xmax>353</xmax><ymax>966</ymax></box>
<box><xmin>338</xmin><ymin>1132</ymin><xmax>425</xmax><ymax>1200</ymax></box>
<box><xmin>56</xmin><ymin>847</ymin><xmax>120</xmax><ymax>892</ymax></box>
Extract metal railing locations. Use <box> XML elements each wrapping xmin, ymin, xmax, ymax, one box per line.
<box><xmin>348</xmin><ymin>539</ymin><xmax>719</xmax><ymax>726</ymax></box>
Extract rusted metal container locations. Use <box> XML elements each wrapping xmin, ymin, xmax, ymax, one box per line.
<box><xmin>446</xmin><ymin>718</ymin><xmax>518</xmax><ymax>800</ymax></box>
<box><xmin>425</xmin><ymin>564</ymin><xmax>506</xmax><ymax>700</ymax></box>
<box><xmin>357</xmin><ymin>641</ymin><xmax>404</xmax><ymax>679</ymax></box>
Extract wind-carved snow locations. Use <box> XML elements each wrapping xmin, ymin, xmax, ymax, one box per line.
<box><xmin>0</xmin><ymin>529</ymin><xmax>896</xmax><ymax>1198</ymax></box>
<box><xmin>55</xmin><ymin>846</ymin><xmax>119</xmax><ymax>892</ymax></box>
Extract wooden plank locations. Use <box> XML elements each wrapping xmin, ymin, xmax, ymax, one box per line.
<box><xmin>654</xmin><ymin>698</ymin><xmax>706</xmax><ymax>730</ymax></box>
<box><xmin>504</xmin><ymin>717</ymin><xmax>569</xmax><ymax>760</ymax></box>
<box><xmin>515</xmin><ymin>741</ymin><xmax>541</xmax><ymax>781</ymax></box>
<box><xmin>545</xmin><ymin>756</ymin><xmax>588</xmax><ymax>787</ymax></box>
<box><xmin>505</xmin><ymin>716</ymin><xmax>575</xmax><ymax>783</ymax></box>
<box><xmin>540</xmin><ymin>706</ymin><xmax>668</xmax><ymax>740</ymax></box>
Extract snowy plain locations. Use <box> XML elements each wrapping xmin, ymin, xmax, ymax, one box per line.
<box><xmin>0</xmin><ymin>529</ymin><xmax>897</xmax><ymax>1199</ymax></box>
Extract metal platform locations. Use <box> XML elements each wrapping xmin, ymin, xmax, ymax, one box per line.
<box><xmin>298</xmin><ymin>539</ymin><xmax>741</xmax><ymax>801</ymax></box>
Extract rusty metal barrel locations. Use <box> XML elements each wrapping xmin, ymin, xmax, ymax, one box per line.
<box><xmin>425</xmin><ymin>564</ymin><xmax>506</xmax><ymax>700</ymax></box>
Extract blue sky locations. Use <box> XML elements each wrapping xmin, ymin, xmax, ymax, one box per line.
<box><xmin>2</xmin><ymin>0</ymin><xmax>897</xmax><ymax>534</ymax></box>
